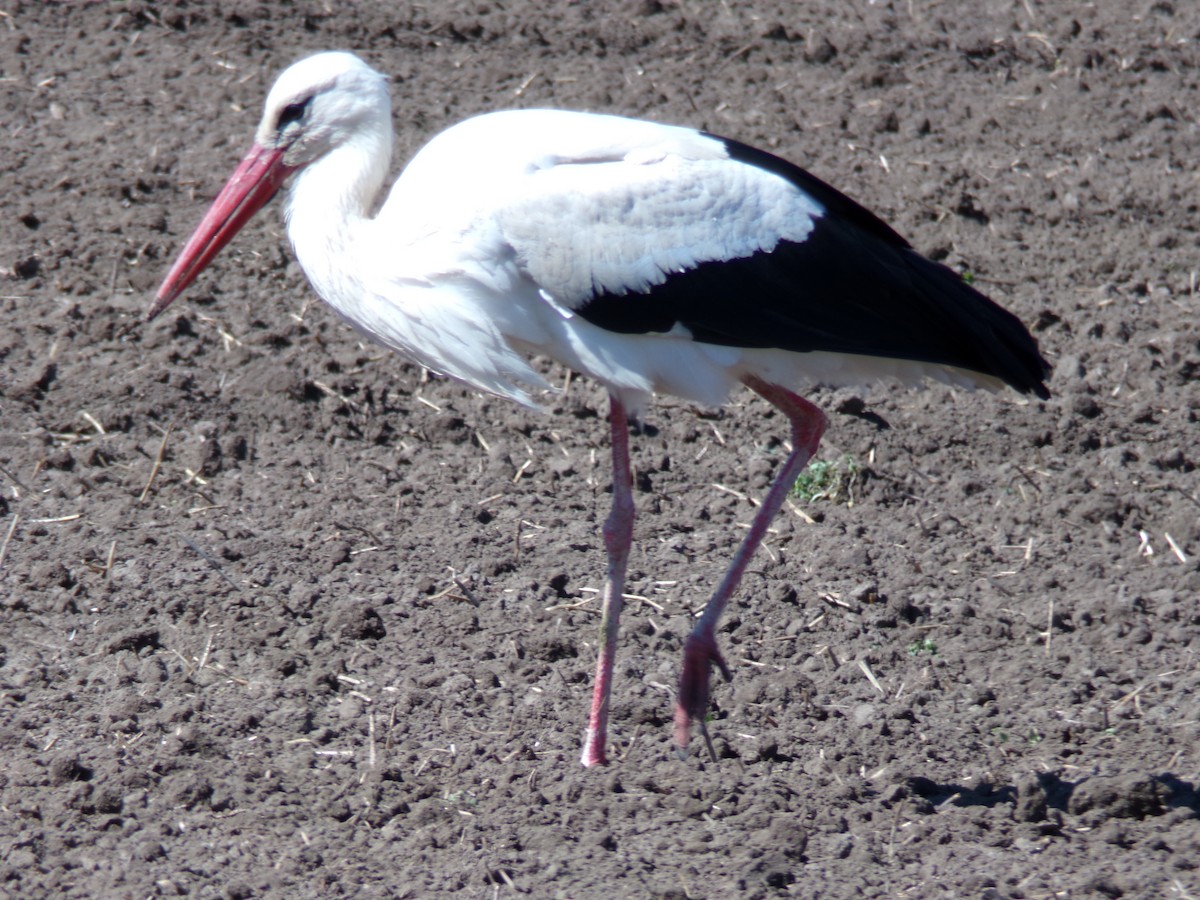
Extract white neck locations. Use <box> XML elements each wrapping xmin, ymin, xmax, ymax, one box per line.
<box><xmin>284</xmin><ymin>122</ymin><xmax>393</xmax><ymax>308</ymax></box>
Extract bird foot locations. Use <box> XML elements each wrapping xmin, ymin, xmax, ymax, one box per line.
<box><xmin>580</xmin><ymin>728</ymin><xmax>607</xmax><ymax>768</ymax></box>
<box><xmin>674</xmin><ymin>631</ymin><xmax>733</xmax><ymax>761</ymax></box>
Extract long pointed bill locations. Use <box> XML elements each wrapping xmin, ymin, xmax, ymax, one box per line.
<box><xmin>148</xmin><ymin>143</ymin><xmax>293</xmax><ymax>321</ymax></box>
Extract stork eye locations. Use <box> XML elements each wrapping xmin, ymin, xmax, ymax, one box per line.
<box><xmin>277</xmin><ymin>98</ymin><xmax>310</xmax><ymax>130</ymax></box>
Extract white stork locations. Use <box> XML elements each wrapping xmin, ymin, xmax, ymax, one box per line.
<box><xmin>150</xmin><ymin>51</ymin><xmax>1050</xmax><ymax>767</ymax></box>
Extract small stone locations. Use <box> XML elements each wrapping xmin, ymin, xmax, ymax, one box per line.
<box><xmin>852</xmin><ymin>703</ymin><xmax>877</xmax><ymax>726</ymax></box>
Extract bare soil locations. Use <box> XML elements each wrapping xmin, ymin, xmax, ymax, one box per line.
<box><xmin>2</xmin><ymin>1</ymin><xmax>1198</xmax><ymax>897</ymax></box>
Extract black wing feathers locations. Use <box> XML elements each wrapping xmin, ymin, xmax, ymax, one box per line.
<box><xmin>574</xmin><ymin>135</ymin><xmax>1050</xmax><ymax>399</ymax></box>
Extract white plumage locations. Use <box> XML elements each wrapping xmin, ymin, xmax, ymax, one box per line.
<box><xmin>151</xmin><ymin>51</ymin><xmax>1049</xmax><ymax>767</ymax></box>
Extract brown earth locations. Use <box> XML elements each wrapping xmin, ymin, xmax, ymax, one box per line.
<box><xmin>2</xmin><ymin>1</ymin><xmax>1199</xmax><ymax>897</ymax></box>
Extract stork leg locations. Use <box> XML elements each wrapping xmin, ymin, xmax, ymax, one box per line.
<box><xmin>675</xmin><ymin>376</ymin><xmax>827</xmax><ymax>758</ymax></box>
<box><xmin>581</xmin><ymin>393</ymin><xmax>636</xmax><ymax>767</ymax></box>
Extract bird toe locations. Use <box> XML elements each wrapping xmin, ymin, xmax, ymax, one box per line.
<box><xmin>674</xmin><ymin>631</ymin><xmax>730</xmax><ymax>754</ymax></box>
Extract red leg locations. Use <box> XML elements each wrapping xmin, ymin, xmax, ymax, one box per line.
<box><xmin>581</xmin><ymin>394</ymin><xmax>636</xmax><ymax>767</ymax></box>
<box><xmin>675</xmin><ymin>376</ymin><xmax>827</xmax><ymax>758</ymax></box>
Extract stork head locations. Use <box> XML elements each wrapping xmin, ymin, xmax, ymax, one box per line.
<box><xmin>256</xmin><ymin>51</ymin><xmax>391</xmax><ymax>170</ymax></box>
<box><xmin>149</xmin><ymin>52</ymin><xmax>390</xmax><ymax>319</ymax></box>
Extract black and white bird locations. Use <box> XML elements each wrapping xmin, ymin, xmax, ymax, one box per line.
<box><xmin>150</xmin><ymin>51</ymin><xmax>1050</xmax><ymax>768</ymax></box>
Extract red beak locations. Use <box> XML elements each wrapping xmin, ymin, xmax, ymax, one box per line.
<box><xmin>149</xmin><ymin>143</ymin><xmax>293</xmax><ymax>320</ymax></box>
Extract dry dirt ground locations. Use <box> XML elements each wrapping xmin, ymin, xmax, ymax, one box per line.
<box><xmin>2</xmin><ymin>1</ymin><xmax>1199</xmax><ymax>897</ymax></box>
